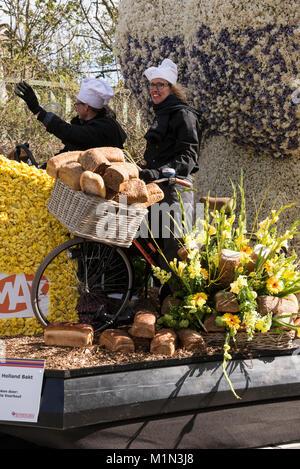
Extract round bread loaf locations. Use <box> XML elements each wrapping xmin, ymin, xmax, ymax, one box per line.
<box><xmin>80</xmin><ymin>170</ymin><xmax>106</xmax><ymax>198</ymax></box>
<box><xmin>58</xmin><ymin>161</ymin><xmax>84</xmax><ymax>191</ymax></box>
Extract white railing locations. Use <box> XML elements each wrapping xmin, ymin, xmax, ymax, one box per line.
<box><xmin>0</xmin><ymin>77</ymin><xmax>73</xmax><ymax>113</ymax></box>
<box><xmin>0</xmin><ymin>77</ymin><xmax>142</xmax><ymax>127</ymax></box>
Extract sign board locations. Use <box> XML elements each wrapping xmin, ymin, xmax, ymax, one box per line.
<box><xmin>0</xmin><ymin>273</ymin><xmax>49</xmax><ymax>318</ymax></box>
<box><xmin>0</xmin><ymin>357</ymin><xmax>45</xmax><ymax>422</ymax></box>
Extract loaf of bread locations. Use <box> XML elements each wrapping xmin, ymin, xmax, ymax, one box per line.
<box><xmin>80</xmin><ymin>170</ymin><xmax>106</xmax><ymax>198</ymax></box>
<box><xmin>218</xmin><ymin>249</ymin><xmax>241</xmax><ymax>288</ymax></box>
<box><xmin>46</xmin><ymin>151</ymin><xmax>82</xmax><ymax>178</ymax></box>
<box><xmin>115</xmin><ymin>178</ymin><xmax>149</xmax><ymax>204</ymax></box>
<box><xmin>94</xmin><ymin>147</ymin><xmax>125</xmax><ymax>163</ymax></box>
<box><xmin>79</xmin><ymin>148</ymin><xmax>110</xmax><ymax>172</ymax></box>
<box><xmin>128</xmin><ymin>310</ymin><xmax>157</xmax><ymax>338</ymax></box>
<box><xmin>98</xmin><ymin>328</ymin><xmax>135</xmax><ymax>352</ymax></box>
<box><xmin>145</xmin><ymin>182</ymin><xmax>164</xmax><ymax>207</ymax></box>
<box><xmin>58</xmin><ymin>162</ymin><xmax>84</xmax><ymax>191</ymax></box>
<box><xmin>79</xmin><ymin>147</ymin><xmax>125</xmax><ymax>172</ymax></box>
<box><xmin>150</xmin><ymin>328</ymin><xmax>177</xmax><ymax>356</ymax></box>
<box><xmin>44</xmin><ymin>322</ymin><xmax>94</xmax><ymax>347</ymax></box>
<box><xmin>176</xmin><ymin>328</ymin><xmax>205</xmax><ymax>351</ymax></box>
<box><xmin>103</xmin><ymin>162</ymin><xmax>139</xmax><ymax>192</ymax></box>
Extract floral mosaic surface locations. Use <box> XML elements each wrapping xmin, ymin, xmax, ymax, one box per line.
<box><xmin>115</xmin><ymin>0</ymin><xmax>300</xmax><ymax>158</ymax></box>
<box><xmin>0</xmin><ymin>156</ymin><xmax>78</xmax><ymax>336</ymax></box>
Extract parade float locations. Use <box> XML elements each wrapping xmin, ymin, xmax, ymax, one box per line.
<box><xmin>0</xmin><ymin>0</ymin><xmax>300</xmax><ymax>449</ymax></box>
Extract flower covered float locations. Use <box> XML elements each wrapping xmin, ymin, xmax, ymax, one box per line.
<box><xmin>0</xmin><ymin>156</ymin><xmax>78</xmax><ymax>336</ymax></box>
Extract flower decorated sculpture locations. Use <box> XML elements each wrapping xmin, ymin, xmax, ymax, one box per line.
<box><xmin>115</xmin><ymin>0</ymin><xmax>299</xmax><ymax>158</ymax></box>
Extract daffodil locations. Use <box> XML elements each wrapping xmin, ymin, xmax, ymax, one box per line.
<box><xmin>0</xmin><ymin>156</ymin><xmax>76</xmax><ymax>337</ymax></box>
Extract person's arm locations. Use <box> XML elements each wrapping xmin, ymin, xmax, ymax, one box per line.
<box><xmin>14</xmin><ymin>81</ymin><xmax>110</xmax><ymax>148</ymax></box>
<box><xmin>37</xmin><ymin>110</ymin><xmax>109</xmax><ymax>147</ymax></box>
<box><xmin>169</xmin><ymin>109</ymin><xmax>201</xmax><ymax>177</ymax></box>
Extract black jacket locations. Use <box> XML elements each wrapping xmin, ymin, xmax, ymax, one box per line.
<box><xmin>143</xmin><ymin>95</ymin><xmax>203</xmax><ymax>180</ymax></box>
<box><xmin>38</xmin><ymin>108</ymin><xmax>127</xmax><ymax>152</ymax></box>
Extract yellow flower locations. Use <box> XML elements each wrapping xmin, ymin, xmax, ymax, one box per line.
<box><xmin>241</xmin><ymin>245</ymin><xmax>252</xmax><ymax>254</ymax></box>
<box><xmin>170</xmin><ymin>258</ymin><xmax>186</xmax><ymax>278</ymax></box>
<box><xmin>191</xmin><ymin>292</ymin><xmax>207</xmax><ymax>308</ymax></box>
<box><xmin>281</xmin><ymin>269</ymin><xmax>296</xmax><ymax>281</ymax></box>
<box><xmin>266</xmin><ymin>276</ymin><xmax>283</xmax><ymax>294</ymax></box>
<box><xmin>240</xmin><ymin>251</ymin><xmax>251</xmax><ymax>264</ymax></box>
<box><xmin>152</xmin><ymin>266</ymin><xmax>172</xmax><ymax>284</ymax></box>
<box><xmin>0</xmin><ymin>156</ymin><xmax>76</xmax><ymax>337</ymax></box>
<box><xmin>200</xmin><ymin>268</ymin><xmax>208</xmax><ymax>280</ymax></box>
<box><xmin>0</xmin><ymin>212</ymin><xmax>8</xmax><ymax>222</ymax></box>
<box><xmin>208</xmin><ymin>225</ymin><xmax>216</xmax><ymax>235</ymax></box>
<box><xmin>222</xmin><ymin>313</ymin><xmax>241</xmax><ymax>331</ymax></box>
<box><xmin>230</xmin><ymin>275</ymin><xmax>248</xmax><ymax>294</ymax></box>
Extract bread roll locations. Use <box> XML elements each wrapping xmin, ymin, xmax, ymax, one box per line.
<box><xmin>176</xmin><ymin>328</ymin><xmax>205</xmax><ymax>351</ymax></box>
<box><xmin>103</xmin><ymin>162</ymin><xmax>139</xmax><ymax>192</ymax></box>
<box><xmin>145</xmin><ymin>183</ymin><xmax>164</xmax><ymax>207</ymax></box>
<box><xmin>79</xmin><ymin>148</ymin><xmax>110</xmax><ymax>172</ymax></box>
<box><xmin>58</xmin><ymin>162</ymin><xmax>84</xmax><ymax>191</ymax></box>
<box><xmin>94</xmin><ymin>160</ymin><xmax>112</xmax><ymax>176</ymax></box>
<box><xmin>103</xmin><ymin>164</ymin><xmax>129</xmax><ymax>191</ymax></box>
<box><xmin>80</xmin><ymin>170</ymin><xmax>106</xmax><ymax>198</ymax></box>
<box><xmin>115</xmin><ymin>178</ymin><xmax>149</xmax><ymax>204</ymax></box>
<box><xmin>46</xmin><ymin>151</ymin><xmax>82</xmax><ymax>178</ymax></box>
<box><xmin>44</xmin><ymin>322</ymin><xmax>94</xmax><ymax>347</ymax></box>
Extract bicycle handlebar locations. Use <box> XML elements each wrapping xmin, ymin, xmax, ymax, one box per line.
<box><xmin>15</xmin><ymin>144</ymin><xmax>39</xmax><ymax>168</ymax></box>
<box><xmin>153</xmin><ymin>177</ymin><xmax>192</xmax><ymax>188</ymax></box>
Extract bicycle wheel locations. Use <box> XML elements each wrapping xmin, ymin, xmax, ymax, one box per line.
<box><xmin>31</xmin><ymin>237</ymin><xmax>133</xmax><ymax>333</ymax></box>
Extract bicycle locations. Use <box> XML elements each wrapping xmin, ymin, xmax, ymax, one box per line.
<box><xmin>8</xmin><ymin>142</ymin><xmax>46</xmax><ymax>169</ymax></box>
<box><xmin>30</xmin><ymin>169</ymin><xmax>199</xmax><ymax>335</ymax></box>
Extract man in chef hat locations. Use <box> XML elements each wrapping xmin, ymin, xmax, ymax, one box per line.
<box><xmin>14</xmin><ymin>77</ymin><xmax>127</xmax><ymax>155</ymax></box>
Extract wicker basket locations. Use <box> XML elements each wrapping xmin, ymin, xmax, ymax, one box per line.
<box><xmin>203</xmin><ymin>330</ymin><xmax>296</xmax><ymax>351</ymax></box>
<box><xmin>47</xmin><ymin>179</ymin><xmax>148</xmax><ymax>248</ymax></box>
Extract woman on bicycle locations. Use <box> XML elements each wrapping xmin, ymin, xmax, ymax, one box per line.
<box><xmin>14</xmin><ymin>78</ymin><xmax>127</xmax><ymax>153</ymax></box>
<box><xmin>139</xmin><ymin>58</ymin><xmax>204</xmax><ymax>269</ymax></box>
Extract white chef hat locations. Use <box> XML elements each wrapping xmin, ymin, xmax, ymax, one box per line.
<box><xmin>77</xmin><ymin>78</ymin><xmax>114</xmax><ymax>109</ymax></box>
<box><xmin>144</xmin><ymin>58</ymin><xmax>178</xmax><ymax>84</ymax></box>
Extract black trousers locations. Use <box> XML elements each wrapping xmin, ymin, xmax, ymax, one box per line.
<box><xmin>146</xmin><ymin>181</ymin><xmax>194</xmax><ymax>271</ymax></box>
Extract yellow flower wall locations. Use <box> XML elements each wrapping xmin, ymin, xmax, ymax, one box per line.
<box><xmin>0</xmin><ymin>156</ymin><xmax>78</xmax><ymax>336</ymax></box>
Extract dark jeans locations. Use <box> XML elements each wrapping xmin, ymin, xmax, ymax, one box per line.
<box><xmin>146</xmin><ymin>181</ymin><xmax>194</xmax><ymax>271</ymax></box>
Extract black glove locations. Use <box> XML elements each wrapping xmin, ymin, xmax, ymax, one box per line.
<box><xmin>14</xmin><ymin>81</ymin><xmax>42</xmax><ymax>115</ymax></box>
<box><xmin>139</xmin><ymin>168</ymin><xmax>160</xmax><ymax>183</ymax></box>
